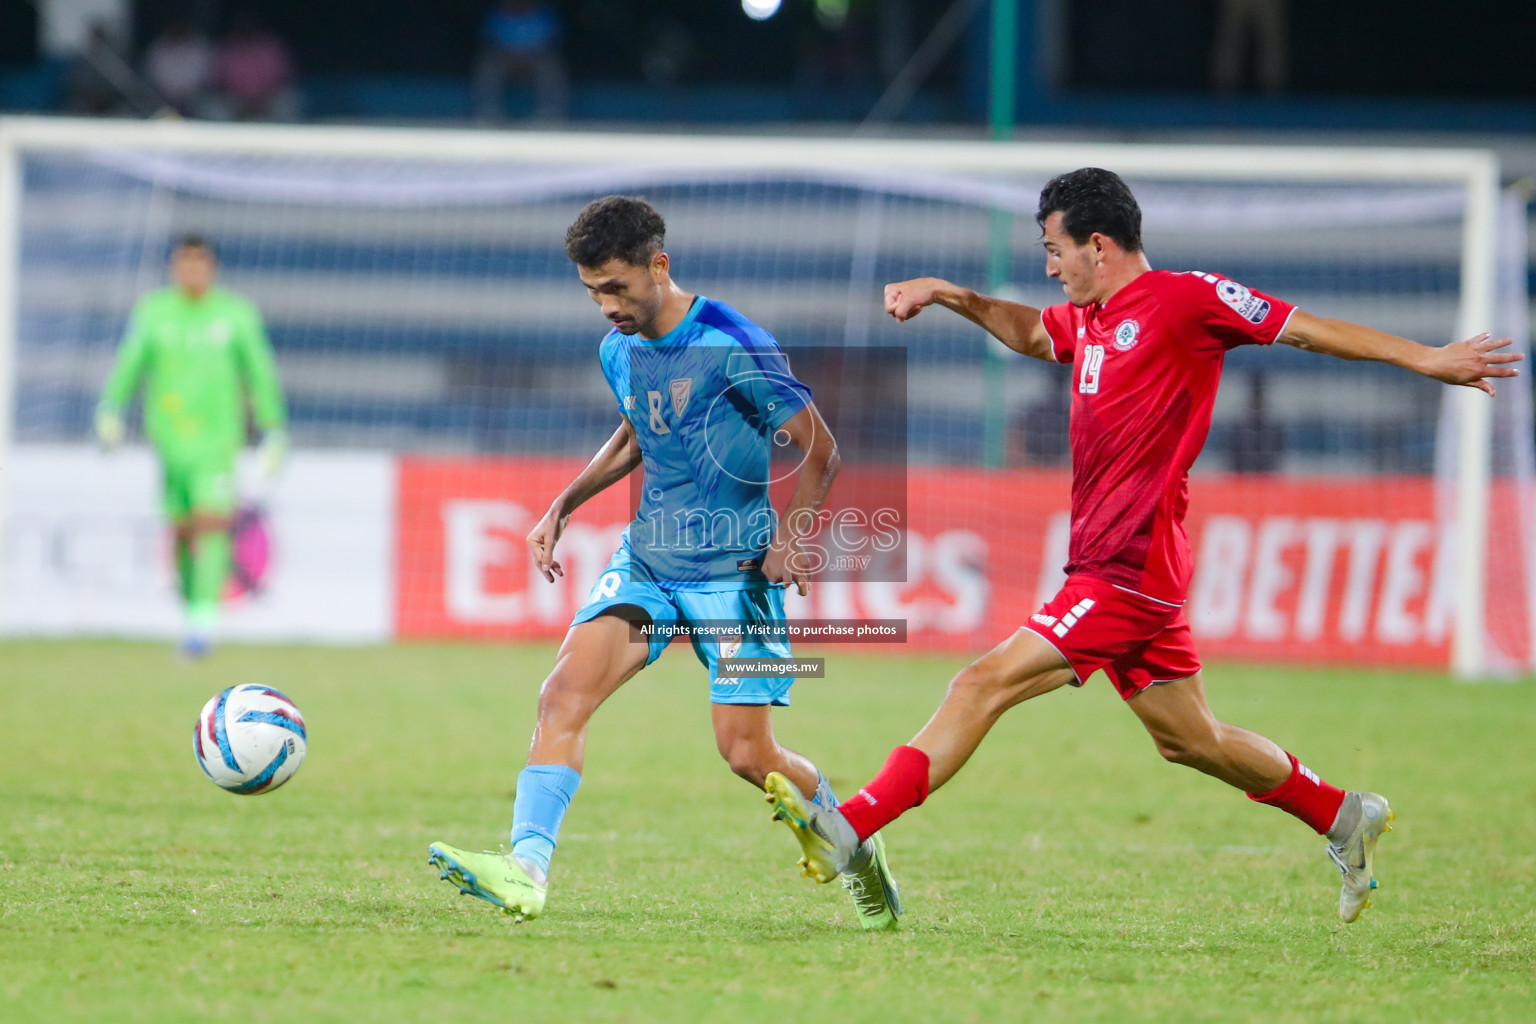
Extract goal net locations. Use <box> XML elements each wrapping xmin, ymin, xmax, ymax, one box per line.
<box><xmin>0</xmin><ymin>118</ymin><xmax>1528</xmax><ymax>675</ymax></box>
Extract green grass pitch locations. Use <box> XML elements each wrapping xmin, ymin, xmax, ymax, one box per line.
<box><xmin>2</xmin><ymin>639</ymin><xmax>1533</xmax><ymax>1023</ymax></box>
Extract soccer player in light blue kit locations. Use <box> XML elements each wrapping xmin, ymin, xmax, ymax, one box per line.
<box><xmin>429</xmin><ymin>196</ymin><xmax>901</xmax><ymax>928</ymax></box>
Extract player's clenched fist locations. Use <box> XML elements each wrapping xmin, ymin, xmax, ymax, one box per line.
<box><xmin>526</xmin><ymin>507</ymin><xmax>569</xmax><ymax>581</ymax></box>
<box><xmin>885</xmin><ymin>277</ymin><xmax>953</xmax><ymax>322</ymax></box>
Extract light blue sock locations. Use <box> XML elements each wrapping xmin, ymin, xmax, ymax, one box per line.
<box><xmin>510</xmin><ymin>764</ymin><xmax>582</xmax><ymax>877</ymax></box>
<box><xmin>811</xmin><ymin>771</ymin><xmax>839</xmax><ymax>808</ymax></box>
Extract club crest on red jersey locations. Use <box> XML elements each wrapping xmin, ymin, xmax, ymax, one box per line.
<box><xmin>1113</xmin><ymin>319</ymin><xmax>1140</xmax><ymax>351</ymax></box>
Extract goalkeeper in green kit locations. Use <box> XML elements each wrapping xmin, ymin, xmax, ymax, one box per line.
<box><xmin>96</xmin><ymin>235</ymin><xmax>287</xmax><ymax>658</ymax></box>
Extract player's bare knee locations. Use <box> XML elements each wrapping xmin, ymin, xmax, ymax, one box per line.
<box><xmin>946</xmin><ymin>661</ymin><xmax>1056</xmax><ymax>720</ymax></box>
<box><xmin>534</xmin><ymin>674</ymin><xmax>600</xmax><ymax>733</ymax></box>
<box><xmin>716</xmin><ymin>733</ymin><xmax>772</xmax><ymax>785</ymax></box>
<box><xmin>1153</xmin><ymin>731</ymin><xmax>1218</xmax><ymax>770</ymax></box>
<box><xmin>725</xmin><ymin>753</ymin><xmax>770</xmax><ymax>786</ymax></box>
<box><xmin>1153</xmin><ymin>736</ymin><xmax>1193</xmax><ymax>765</ymax></box>
<box><xmin>945</xmin><ymin>662</ymin><xmax>1007</xmax><ymax>707</ymax></box>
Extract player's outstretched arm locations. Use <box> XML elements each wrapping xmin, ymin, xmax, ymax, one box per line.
<box><xmin>884</xmin><ymin>277</ymin><xmax>1056</xmax><ymax>362</ymax></box>
<box><xmin>1279</xmin><ymin>310</ymin><xmax>1523</xmax><ymax>396</ymax></box>
<box><xmin>762</xmin><ymin>402</ymin><xmax>840</xmax><ymax>597</ymax></box>
<box><xmin>527</xmin><ymin>419</ymin><xmax>643</xmax><ymax>582</ymax></box>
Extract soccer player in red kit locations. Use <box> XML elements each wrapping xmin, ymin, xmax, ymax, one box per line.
<box><xmin>765</xmin><ymin>167</ymin><xmax>1522</xmax><ymax>923</ymax></box>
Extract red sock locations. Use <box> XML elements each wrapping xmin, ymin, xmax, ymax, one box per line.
<box><xmin>1248</xmin><ymin>753</ymin><xmax>1346</xmax><ymax>835</ymax></box>
<box><xmin>836</xmin><ymin>746</ymin><xmax>931</xmax><ymax>843</ymax></box>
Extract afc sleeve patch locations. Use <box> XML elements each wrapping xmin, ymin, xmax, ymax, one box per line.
<box><xmin>1214</xmin><ymin>279</ymin><xmax>1272</xmax><ymax>324</ymax></box>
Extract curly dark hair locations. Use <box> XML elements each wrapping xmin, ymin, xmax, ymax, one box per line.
<box><xmin>565</xmin><ymin>195</ymin><xmax>666</xmax><ymax>268</ymax></box>
<box><xmin>1036</xmin><ymin>168</ymin><xmax>1143</xmax><ymax>254</ymax></box>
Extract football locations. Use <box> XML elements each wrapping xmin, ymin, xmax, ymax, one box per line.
<box><xmin>193</xmin><ymin>684</ymin><xmax>307</xmax><ymax>794</ymax></box>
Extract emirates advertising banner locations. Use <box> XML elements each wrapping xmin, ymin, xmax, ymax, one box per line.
<box><xmin>9</xmin><ymin>446</ymin><xmax>1521</xmax><ymax>669</ymax></box>
<box><xmin>394</xmin><ymin>457</ymin><xmax>1508</xmax><ymax>669</ymax></box>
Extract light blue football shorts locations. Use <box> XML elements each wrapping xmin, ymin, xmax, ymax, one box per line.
<box><xmin>570</xmin><ymin>539</ymin><xmax>796</xmax><ymax>706</ymax></box>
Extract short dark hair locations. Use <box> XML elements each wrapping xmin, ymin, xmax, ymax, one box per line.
<box><xmin>565</xmin><ymin>196</ymin><xmax>665</xmax><ymax>268</ymax></box>
<box><xmin>172</xmin><ymin>233</ymin><xmax>217</xmax><ymax>259</ymax></box>
<box><xmin>1036</xmin><ymin>168</ymin><xmax>1143</xmax><ymax>253</ymax></box>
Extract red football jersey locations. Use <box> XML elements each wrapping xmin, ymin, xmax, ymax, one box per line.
<box><xmin>1039</xmin><ymin>269</ymin><xmax>1296</xmax><ymax>604</ymax></box>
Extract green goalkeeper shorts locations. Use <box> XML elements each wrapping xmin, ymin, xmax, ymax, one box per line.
<box><xmin>160</xmin><ymin>451</ymin><xmax>237</xmax><ymax>521</ymax></box>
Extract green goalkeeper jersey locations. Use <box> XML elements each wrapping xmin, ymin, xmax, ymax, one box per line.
<box><xmin>100</xmin><ymin>286</ymin><xmax>286</xmax><ymax>459</ymax></box>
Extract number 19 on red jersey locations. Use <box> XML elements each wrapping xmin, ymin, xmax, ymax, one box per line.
<box><xmin>1078</xmin><ymin>343</ymin><xmax>1104</xmax><ymax>394</ymax></box>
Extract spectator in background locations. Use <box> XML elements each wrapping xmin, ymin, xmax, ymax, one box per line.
<box><xmin>797</xmin><ymin>3</ymin><xmax>875</xmax><ymax>94</ymax></box>
<box><xmin>143</xmin><ymin>16</ymin><xmax>213</xmax><ymax>116</ymax></box>
<box><xmin>475</xmin><ymin>0</ymin><xmax>568</xmax><ymax>123</ymax></box>
<box><xmin>640</xmin><ymin>19</ymin><xmax>696</xmax><ymax>89</ymax></box>
<box><xmin>211</xmin><ymin>12</ymin><xmax>297</xmax><ymax>121</ymax></box>
<box><xmin>1211</xmin><ymin>0</ymin><xmax>1289</xmax><ymax>95</ymax></box>
<box><xmin>66</xmin><ymin>21</ymin><xmax>133</xmax><ymax>116</ymax></box>
<box><xmin>1228</xmin><ymin>373</ymin><xmax>1285</xmax><ymax>472</ymax></box>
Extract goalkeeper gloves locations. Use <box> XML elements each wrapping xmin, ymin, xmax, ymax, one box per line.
<box><xmin>257</xmin><ymin>427</ymin><xmax>289</xmax><ymax>481</ymax></box>
<box><xmin>95</xmin><ymin>408</ymin><xmax>125</xmax><ymax>450</ymax></box>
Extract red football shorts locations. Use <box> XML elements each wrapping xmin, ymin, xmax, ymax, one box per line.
<box><xmin>1024</xmin><ymin>575</ymin><xmax>1201</xmax><ymax>700</ymax></box>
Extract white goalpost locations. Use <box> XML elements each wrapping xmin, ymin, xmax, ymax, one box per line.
<box><xmin>0</xmin><ymin>115</ymin><xmax>1518</xmax><ymax>675</ymax></box>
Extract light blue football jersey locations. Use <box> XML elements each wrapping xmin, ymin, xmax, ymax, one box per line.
<box><xmin>597</xmin><ymin>296</ymin><xmax>811</xmax><ymax>589</ymax></box>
